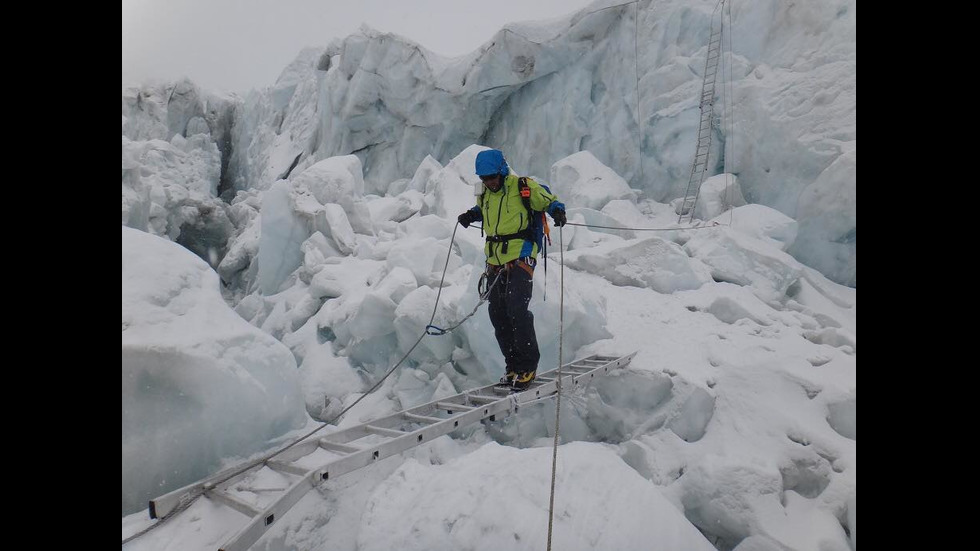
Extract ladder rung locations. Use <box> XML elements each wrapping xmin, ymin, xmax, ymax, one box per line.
<box><xmin>208</xmin><ymin>489</ymin><xmax>261</xmax><ymax>518</ymax></box>
<box><xmin>319</xmin><ymin>439</ymin><xmax>362</xmax><ymax>454</ymax></box>
<box><xmin>266</xmin><ymin>460</ymin><xmax>309</xmax><ymax>477</ymax></box>
<box><xmin>436</xmin><ymin>401</ymin><xmax>473</xmax><ymax>412</ymax></box>
<box><xmin>364</xmin><ymin>425</ymin><xmax>407</xmax><ymax>438</ymax></box>
<box><xmin>466</xmin><ymin>394</ymin><xmax>498</xmax><ymax>404</ymax></box>
<box><xmin>403</xmin><ymin>412</ymin><xmax>445</xmax><ymax>424</ymax></box>
<box><xmin>565</xmin><ymin>365</ymin><xmax>594</xmax><ymax>371</ymax></box>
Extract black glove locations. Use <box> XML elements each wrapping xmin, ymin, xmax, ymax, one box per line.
<box><xmin>458</xmin><ymin>210</ymin><xmax>479</xmax><ymax>228</ymax></box>
<box><xmin>552</xmin><ymin>207</ymin><xmax>567</xmax><ymax>227</ymax></box>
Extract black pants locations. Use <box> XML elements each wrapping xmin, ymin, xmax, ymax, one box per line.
<box><xmin>487</xmin><ymin>261</ymin><xmax>540</xmax><ymax>375</ymax></box>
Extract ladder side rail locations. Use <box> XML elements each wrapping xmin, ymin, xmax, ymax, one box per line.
<box><xmin>153</xmin><ymin>354</ymin><xmax>635</xmax><ymax>527</ymax></box>
<box><xmin>219</xmin><ymin>395</ymin><xmax>522</xmax><ymax>551</ymax></box>
<box><xmin>679</xmin><ymin>6</ymin><xmax>726</xmax><ymax>224</ymax></box>
<box><xmin>262</xmin><ymin>439</ymin><xmax>324</xmax><ymax>464</ymax></box>
<box><xmin>150</xmin><ymin>460</ymin><xmax>268</xmax><ymax>519</ymax></box>
<box><xmin>217</xmin><ymin>474</ymin><xmax>317</xmax><ymax>551</ymax></box>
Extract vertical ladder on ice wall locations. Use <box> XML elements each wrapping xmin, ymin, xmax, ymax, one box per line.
<box><xmin>678</xmin><ymin>1</ymin><xmax>726</xmax><ymax>224</ymax></box>
<box><xmin>144</xmin><ymin>352</ymin><xmax>637</xmax><ymax>551</ymax></box>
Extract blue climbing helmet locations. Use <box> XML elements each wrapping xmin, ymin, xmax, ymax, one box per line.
<box><xmin>475</xmin><ymin>149</ymin><xmax>510</xmax><ymax>177</ymax></box>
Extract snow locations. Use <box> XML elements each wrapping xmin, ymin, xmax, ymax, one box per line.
<box><xmin>563</xmin><ymin>236</ymin><xmax>713</xmax><ymax>293</ymax></box>
<box><xmin>691</xmin><ymin>173</ymin><xmax>747</xmax><ymax>221</ymax></box>
<box><xmin>550</xmin><ymin>150</ymin><xmax>637</xmax><ymax>210</ymax></box>
<box><xmin>122</xmin><ymin>1</ymin><xmax>855</xmax><ymax>549</ymax></box>
<box><xmin>356</xmin><ymin>442</ymin><xmax>716</xmax><ymax>551</ymax></box>
<box><xmin>710</xmin><ymin>203</ymin><xmax>799</xmax><ymax>252</ymax></box>
<box><xmin>121</xmin><ymin>226</ymin><xmax>305</xmax><ymax>515</ymax></box>
<box><xmin>683</xmin><ymin>226</ymin><xmax>805</xmax><ymax>303</ymax></box>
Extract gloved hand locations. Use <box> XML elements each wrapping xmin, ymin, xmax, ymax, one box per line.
<box><xmin>458</xmin><ymin>210</ymin><xmax>479</xmax><ymax>228</ymax></box>
<box><xmin>551</xmin><ymin>207</ymin><xmax>567</xmax><ymax>227</ymax></box>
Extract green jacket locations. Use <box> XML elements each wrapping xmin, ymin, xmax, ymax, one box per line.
<box><xmin>471</xmin><ymin>174</ymin><xmax>561</xmax><ymax>265</ymax></box>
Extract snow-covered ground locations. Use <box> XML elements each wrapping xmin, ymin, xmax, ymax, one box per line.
<box><xmin>122</xmin><ymin>145</ymin><xmax>854</xmax><ymax>551</ymax></box>
<box><xmin>122</xmin><ymin>1</ymin><xmax>854</xmax><ymax>549</ymax></box>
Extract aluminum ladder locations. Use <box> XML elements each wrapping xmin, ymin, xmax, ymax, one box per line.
<box><xmin>146</xmin><ymin>352</ymin><xmax>637</xmax><ymax>551</ymax></box>
<box><xmin>678</xmin><ymin>0</ymin><xmax>726</xmax><ymax>224</ymax></box>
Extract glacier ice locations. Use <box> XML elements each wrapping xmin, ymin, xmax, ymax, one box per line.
<box><xmin>683</xmin><ymin>226</ymin><xmax>804</xmax><ymax>303</ymax></box>
<box><xmin>121</xmin><ymin>226</ymin><xmax>305</xmax><ymax>514</ymax></box>
<box><xmin>564</xmin><ymin>236</ymin><xmax>713</xmax><ymax>293</ymax></box>
<box><xmin>122</xmin><ymin>0</ymin><xmax>855</xmax><ymax>284</ymax></box>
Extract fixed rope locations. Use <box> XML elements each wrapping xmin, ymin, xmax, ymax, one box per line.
<box><xmin>564</xmin><ymin>220</ymin><xmax>723</xmax><ymax>232</ymax></box>
<box><xmin>546</xmin><ymin>226</ymin><xmax>566</xmax><ymax>551</ymax></box>
<box><xmin>725</xmin><ymin>0</ymin><xmax>736</xmax><ymax>228</ymax></box>
<box><xmin>124</xmin><ymin>222</ymin><xmax>499</xmax><ymax>546</ymax></box>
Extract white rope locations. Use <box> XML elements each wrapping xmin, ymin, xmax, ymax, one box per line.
<box><xmin>546</xmin><ymin>226</ymin><xmax>565</xmax><ymax>551</ymax></box>
<box><xmin>726</xmin><ymin>0</ymin><xmax>736</xmax><ymax>228</ymax></box>
<box><xmin>633</xmin><ymin>0</ymin><xmax>644</xmax><ymax>188</ymax></box>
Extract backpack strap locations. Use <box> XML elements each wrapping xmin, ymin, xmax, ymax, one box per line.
<box><xmin>518</xmin><ymin>177</ymin><xmax>534</xmax><ymax>215</ymax></box>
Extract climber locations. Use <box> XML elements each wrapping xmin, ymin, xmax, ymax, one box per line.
<box><xmin>457</xmin><ymin>149</ymin><xmax>566</xmax><ymax>390</ymax></box>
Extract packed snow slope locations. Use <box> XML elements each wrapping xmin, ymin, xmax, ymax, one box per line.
<box><xmin>121</xmin><ymin>0</ymin><xmax>855</xmax><ymax>286</ymax></box>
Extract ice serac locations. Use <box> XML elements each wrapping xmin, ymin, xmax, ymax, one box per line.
<box><xmin>788</xmin><ymin>146</ymin><xmax>856</xmax><ymax>286</ymax></box>
<box><xmin>121</xmin><ymin>226</ymin><xmax>305</xmax><ymax>515</ymax></box>
<box><xmin>122</xmin><ymin>79</ymin><xmax>240</xmax><ymax>266</ymax></box>
<box><xmin>220</xmin><ymin>0</ymin><xmax>853</xmax><ymax>284</ymax></box>
<box><xmin>258</xmin><ymin>180</ymin><xmax>310</xmax><ymax>294</ymax></box>
<box><xmin>550</xmin><ymin>150</ymin><xmax>637</xmax><ymax>210</ymax></box>
<box><xmin>691</xmin><ymin>173</ymin><xmax>746</xmax><ymax>221</ymax></box>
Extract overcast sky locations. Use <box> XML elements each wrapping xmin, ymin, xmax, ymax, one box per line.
<box><xmin>122</xmin><ymin>0</ymin><xmax>599</xmax><ymax>94</ymax></box>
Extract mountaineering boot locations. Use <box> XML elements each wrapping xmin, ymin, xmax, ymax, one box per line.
<box><xmin>496</xmin><ymin>371</ymin><xmax>517</xmax><ymax>386</ymax></box>
<box><xmin>511</xmin><ymin>370</ymin><xmax>536</xmax><ymax>391</ymax></box>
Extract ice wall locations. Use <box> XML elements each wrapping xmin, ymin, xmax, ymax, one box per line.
<box><xmin>216</xmin><ymin>0</ymin><xmax>853</xmax><ymax>284</ymax></box>
<box><xmin>121</xmin><ymin>226</ymin><xmax>306</xmax><ymax>514</ymax></box>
